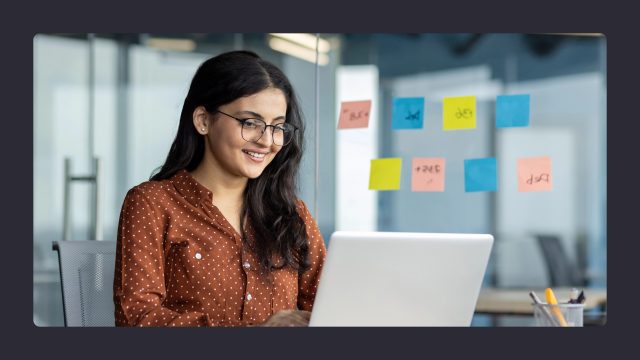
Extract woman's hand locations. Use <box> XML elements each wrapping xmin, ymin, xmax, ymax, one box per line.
<box><xmin>260</xmin><ymin>309</ymin><xmax>311</xmax><ymax>327</ymax></box>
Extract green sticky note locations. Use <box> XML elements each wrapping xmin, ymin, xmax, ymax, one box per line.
<box><xmin>369</xmin><ymin>158</ymin><xmax>402</xmax><ymax>190</ymax></box>
<box><xmin>443</xmin><ymin>96</ymin><xmax>476</xmax><ymax>130</ymax></box>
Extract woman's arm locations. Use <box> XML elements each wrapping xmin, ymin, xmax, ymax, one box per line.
<box><xmin>295</xmin><ymin>200</ymin><xmax>327</xmax><ymax>311</ymax></box>
<box><xmin>113</xmin><ymin>187</ymin><xmax>215</xmax><ymax>326</ymax></box>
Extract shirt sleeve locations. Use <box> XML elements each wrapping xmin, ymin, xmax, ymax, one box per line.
<box><xmin>114</xmin><ymin>187</ymin><xmax>214</xmax><ymax>327</ymax></box>
<box><xmin>295</xmin><ymin>200</ymin><xmax>327</xmax><ymax>311</ymax></box>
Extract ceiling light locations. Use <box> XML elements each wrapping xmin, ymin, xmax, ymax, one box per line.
<box><xmin>269</xmin><ymin>33</ymin><xmax>331</xmax><ymax>53</ymax></box>
<box><xmin>268</xmin><ymin>37</ymin><xmax>329</xmax><ymax>65</ymax></box>
<box><xmin>145</xmin><ymin>37</ymin><xmax>196</xmax><ymax>52</ymax></box>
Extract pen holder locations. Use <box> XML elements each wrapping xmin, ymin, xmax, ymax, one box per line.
<box><xmin>533</xmin><ymin>303</ymin><xmax>584</xmax><ymax>327</ymax></box>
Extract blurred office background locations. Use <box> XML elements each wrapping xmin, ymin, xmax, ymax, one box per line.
<box><xmin>34</xmin><ymin>33</ymin><xmax>606</xmax><ymax>326</ymax></box>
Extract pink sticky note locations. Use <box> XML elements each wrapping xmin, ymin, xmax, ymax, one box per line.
<box><xmin>338</xmin><ymin>100</ymin><xmax>371</xmax><ymax>129</ymax></box>
<box><xmin>518</xmin><ymin>156</ymin><xmax>553</xmax><ymax>192</ymax></box>
<box><xmin>411</xmin><ymin>158</ymin><xmax>445</xmax><ymax>192</ymax></box>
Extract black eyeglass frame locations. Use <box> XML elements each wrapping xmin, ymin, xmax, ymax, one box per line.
<box><xmin>216</xmin><ymin>110</ymin><xmax>298</xmax><ymax>146</ymax></box>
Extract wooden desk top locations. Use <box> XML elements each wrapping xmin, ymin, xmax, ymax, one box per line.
<box><xmin>475</xmin><ymin>287</ymin><xmax>607</xmax><ymax>315</ymax></box>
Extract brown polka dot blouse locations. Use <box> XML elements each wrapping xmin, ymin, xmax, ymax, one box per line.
<box><xmin>113</xmin><ymin>169</ymin><xmax>327</xmax><ymax>327</ymax></box>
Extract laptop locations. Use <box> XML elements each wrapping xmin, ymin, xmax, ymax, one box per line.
<box><xmin>308</xmin><ymin>231</ymin><xmax>494</xmax><ymax>326</ymax></box>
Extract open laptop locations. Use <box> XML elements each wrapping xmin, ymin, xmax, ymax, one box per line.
<box><xmin>308</xmin><ymin>231</ymin><xmax>494</xmax><ymax>326</ymax></box>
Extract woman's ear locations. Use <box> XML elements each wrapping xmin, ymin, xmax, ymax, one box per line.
<box><xmin>192</xmin><ymin>106</ymin><xmax>209</xmax><ymax>135</ymax></box>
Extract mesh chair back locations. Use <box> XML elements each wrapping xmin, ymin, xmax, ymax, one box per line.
<box><xmin>53</xmin><ymin>240</ymin><xmax>116</xmax><ymax>327</ymax></box>
<box><xmin>535</xmin><ymin>235</ymin><xmax>584</xmax><ymax>287</ymax></box>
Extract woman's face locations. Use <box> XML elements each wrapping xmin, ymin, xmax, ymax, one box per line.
<box><xmin>205</xmin><ymin>87</ymin><xmax>288</xmax><ymax>180</ymax></box>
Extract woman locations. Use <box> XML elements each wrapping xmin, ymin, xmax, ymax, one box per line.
<box><xmin>113</xmin><ymin>50</ymin><xmax>326</xmax><ymax>327</ymax></box>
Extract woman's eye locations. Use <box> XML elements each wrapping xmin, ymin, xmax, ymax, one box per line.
<box><xmin>243</xmin><ymin>120</ymin><xmax>259</xmax><ymax>128</ymax></box>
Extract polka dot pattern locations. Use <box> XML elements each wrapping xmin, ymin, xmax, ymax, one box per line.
<box><xmin>113</xmin><ymin>169</ymin><xmax>326</xmax><ymax>327</ymax></box>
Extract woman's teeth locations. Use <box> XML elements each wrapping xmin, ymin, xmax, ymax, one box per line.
<box><xmin>244</xmin><ymin>150</ymin><xmax>266</xmax><ymax>159</ymax></box>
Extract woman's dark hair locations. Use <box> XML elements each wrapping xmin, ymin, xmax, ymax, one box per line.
<box><xmin>151</xmin><ymin>50</ymin><xmax>309</xmax><ymax>273</ymax></box>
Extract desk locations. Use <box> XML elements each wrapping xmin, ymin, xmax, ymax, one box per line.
<box><xmin>475</xmin><ymin>287</ymin><xmax>607</xmax><ymax>315</ymax></box>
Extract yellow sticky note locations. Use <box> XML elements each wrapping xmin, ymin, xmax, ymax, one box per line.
<box><xmin>443</xmin><ymin>96</ymin><xmax>476</xmax><ymax>130</ymax></box>
<box><xmin>369</xmin><ymin>158</ymin><xmax>402</xmax><ymax>191</ymax></box>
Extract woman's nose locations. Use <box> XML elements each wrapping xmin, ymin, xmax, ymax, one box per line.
<box><xmin>255</xmin><ymin>127</ymin><xmax>273</xmax><ymax>146</ymax></box>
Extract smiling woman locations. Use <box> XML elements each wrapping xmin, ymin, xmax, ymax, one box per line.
<box><xmin>113</xmin><ymin>50</ymin><xmax>326</xmax><ymax>327</ymax></box>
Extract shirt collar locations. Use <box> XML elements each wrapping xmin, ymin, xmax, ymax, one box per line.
<box><xmin>170</xmin><ymin>169</ymin><xmax>213</xmax><ymax>207</ymax></box>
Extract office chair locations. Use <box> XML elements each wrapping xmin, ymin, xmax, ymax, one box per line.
<box><xmin>535</xmin><ymin>234</ymin><xmax>587</xmax><ymax>287</ymax></box>
<box><xmin>52</xmin><ymin>240</ymin><xmax>117</xmax><ymax>326</ymax></box>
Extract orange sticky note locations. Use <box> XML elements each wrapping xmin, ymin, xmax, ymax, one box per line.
<box><xmin>443</xmin><ymin>96</ymin><xmax>476</xmax><ymax>130</ymax></box>
<box><xmin>369</xmin><ymin>158</ymin><xmax>402</xmax><ymax>190</ymax></box>
<box><xmin>411</xmin><ymin>158</ymin><xmax>445</xmax><ymax>192</ymax></box>
<box><xmin>338</xmin><ymin>100</ymin><xmax>371</xmax><ymax>129</ymax></box>
<box><xmin>518</xmin><ymin>156</ymin><xmax>553</xmax><ymax>192</ymax></box>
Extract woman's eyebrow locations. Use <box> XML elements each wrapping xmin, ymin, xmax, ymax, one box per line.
<box><xmin>236</xmin><ymin>110</ymin><xmax>286</xmax><ymax>122</ymax></box>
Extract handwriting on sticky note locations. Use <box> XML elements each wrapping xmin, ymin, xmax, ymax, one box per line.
<box><xmin>443</xmin><ymin>96</ymin><xmax>476</xmax><ymax>130</ymax></box>
<box><xmin>518</xmin><ymin>156</ymin><xmax>552</xmax><ymax>192</ymax></box>
<box><xmin>411</xmin><ymin>158</ymin><xmax>445</xmax><ymax>192</ymax></box>
<box><xmin>369</xmin><ymin>158</ymin><xmax>402</xmax><ymax>191</ymax></box>
<box><xmin>338</xmin><ymin>100</ymin><xmax>371</xmax><ymax>129</ymax></box>
<box><xmin>526</xmin><ymin>173</ymin><xmax>550</xmax><ymax>185</ymax></box>
<box><xmin>392</xmin><ymin>97</ymin><xmax>424</xmax><ymax>130</ymax></box>
<box><xmin>455</xmin><ymin>107</ymin><xmax>473</xmax><ymax>119</ymax></box>
<box><xmin>404</xmin><ymin>110</ymin><xmax>421</xmax><ymax>123</ymax></box>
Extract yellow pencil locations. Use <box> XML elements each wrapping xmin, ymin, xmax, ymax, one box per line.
<box><xmin>545</xmin><ymin>288</ymin><xmax>568</xmax><ymax>327</ymax></box>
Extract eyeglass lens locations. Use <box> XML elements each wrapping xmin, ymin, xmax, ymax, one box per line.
<box><xmin>241</xmin><ymin>119</ymin><xmax>294</xmax><ymax>146</ymax></box>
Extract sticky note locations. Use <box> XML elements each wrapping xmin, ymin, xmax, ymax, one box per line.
<box><xmin>464</xmin><ymin>158</ymin><xmax>497</xmax><ymax>192</ymax></box>
<box><xmin>338</xmin><ymin>100</ymin><xmax>371</xmax><ymax>129</ymax></box>
<box><xmin>369</xmin><ymin>158</ymin><xmax>402</xmax><ymax>191</ymax></box>
<box><xmin>392</xmin><ymin>97</ymin><xmax>424</xmax><ymax>130</ymax></box>
<box><xmin>443</xmin><ymin>96</ymin><xmax>476</xmax><ymax>130</ymax></box>
<box><xmin>411</xmin><ymin>158</ymin><xmax>445</xmax><ymax>192</ymax></box>
<box><xmin>496</xmin><ymin>94</ymin><xmax>530</xmax><ymax>128</ymax></box>
<box><xmin>518</xmin><ymin>156</ymin><xmax>553</xmax><ymax>192</ymax></box>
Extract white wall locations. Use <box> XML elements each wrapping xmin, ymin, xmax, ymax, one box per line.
<box><xmin>335</xmin><ymin>66</ymin><xmax>379</xmax><ymax>231</ymax></box>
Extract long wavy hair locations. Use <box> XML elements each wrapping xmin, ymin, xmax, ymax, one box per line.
<box><xmin>151</xmin><ymin>50</ymin><xmax>309</xmax><ymax>273</ymax></box>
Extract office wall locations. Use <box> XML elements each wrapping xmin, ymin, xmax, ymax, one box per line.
<box><xmin>336</xmin><ymin>33</ymin><xmax>606</xmax><ymax>288</ymax></box>
<box><xmin>383</xmin><ymin>65</ymin><xmax>498</xmax><ymax>234</ymax></box>
<box><xmin>497</xmin><ymin>73</ymin><xmax>606</xmax><ymax>287</ymax></box>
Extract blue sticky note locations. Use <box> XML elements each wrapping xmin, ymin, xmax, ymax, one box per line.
<box><xmin>392</xmin><ymin>97</ymin><xmax>424</xmax><ymax>130</ymax></box>
<box><xmin>464</xmin><ymin>158</ymin><xmax>497</xmax><ymax>192</ymax></box>
<box><xmin>496</xmin><ymin>94</ymin><xmax>530</xmax><ymax>128</ymax></box>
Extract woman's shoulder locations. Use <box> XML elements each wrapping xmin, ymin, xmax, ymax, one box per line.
<box><xmin>294</xmin><ymin>199</ymin><xmax>309</xmax><ymax>212</ymax></box>
<box><xmin>294</xmin><ymin>199</ymin><xmax>315</xmax><ymax>221</ymax></box>
<box><xmin>124</xmin><ymin>178</ymin><xmax>175</xmax><ymax>200</ymax></box>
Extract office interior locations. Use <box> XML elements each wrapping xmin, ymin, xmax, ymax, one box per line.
<box><xmin>33</xmin><ymin>33</ymin><xmax>607</xmax><ymax>326</ymax></box>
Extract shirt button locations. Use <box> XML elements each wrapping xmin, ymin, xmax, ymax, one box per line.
<box><xmin>195</xmin><ymin>252</ymin><xmax>202</xmax><ymax>260</ymax></box>
<box><xmin>243</xmin><ymin>261</ymin><xmax>251</xmax><ymax>269</ymax></box>
<box><xmin>246</xmin><ymin>293</ymin><xmax>252</xmax><ymax>301</ymax></box>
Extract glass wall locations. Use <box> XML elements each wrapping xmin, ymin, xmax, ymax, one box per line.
<box><xmin>34</xmin><ymin>33</ymin><xmax>606</xmax><ymax>326</ymax></box>
<box><xmin>332</xmin><ymin>33</ymin><xmax>606</xmax><ymax>288</ymax></box>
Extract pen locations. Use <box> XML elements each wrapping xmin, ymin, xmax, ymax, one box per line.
<box><xmin>529</xmin><ymin>291</ymin><xmax>560</xmax><ymax>326</ymax></box>
<box><xmin>568</xmin><ymin>288</ymin><xmax>579</xmax><ymax>304</ymax></box>
<box><xmin>576</xmin><ymin>290</ymin><xmax>586</xmax><ymax>304</ymax></box>
<box><xmin>545</xmin><ymin>288</ymin><xmax>568</xmax><ymax>327</ymax></box>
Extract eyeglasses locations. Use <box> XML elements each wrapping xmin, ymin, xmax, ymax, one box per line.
<box><xmin>216</xmin><ymin>110</ymin><xmax>298</xmax><ymax>146</ymax></box>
